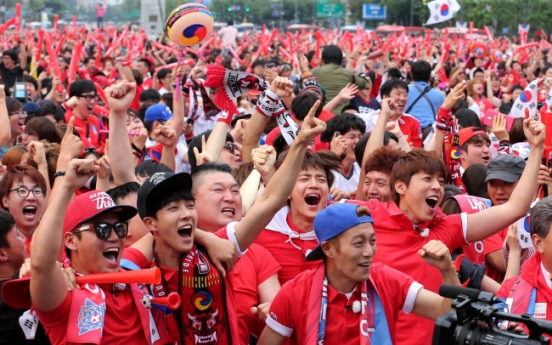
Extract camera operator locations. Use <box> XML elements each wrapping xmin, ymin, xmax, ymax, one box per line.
<box><xmin>497</xmin><ymin>196</ymin><xmax>552</xmax><ymax>327</ymax></box>
<box><xmin>258</xmin><ymin>203</ymin><xmax>461</xmax><ymax>345</ymax></box>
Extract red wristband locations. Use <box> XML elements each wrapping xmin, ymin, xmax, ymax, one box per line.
<box><xmin>216</xmin><ymin>110</ymin><xmax>233</xmax><ymax>126</ymax></box>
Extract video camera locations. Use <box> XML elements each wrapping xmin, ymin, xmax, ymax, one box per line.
<box><xmin>433</xmin><ymin>285</ymin><xmax>552</xmax><ymax>345</ymax></box>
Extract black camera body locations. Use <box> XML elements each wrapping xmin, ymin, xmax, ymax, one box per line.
<box><xmin>433</xmin><ymin>285</ymin><xmax>552</xmax><ymax>345</ymax></box>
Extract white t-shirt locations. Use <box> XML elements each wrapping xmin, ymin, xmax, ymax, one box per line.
<box><xmin>218</xmin><ymin>26</ymin><xmax>239</xmax><ymax>47</ymax></box>
<box><xmin>331</xmin><ymin>162</ymin><xmax>361</xmax><ymax>195</ymax></box>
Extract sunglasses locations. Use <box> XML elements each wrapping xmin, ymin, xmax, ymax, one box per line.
<box><xmin>223</xmin><ymin>142</ymin><xmax>239</xmax><ymax>153</ymax></box>
<box><xmin>73</xmin><ymin>221</ymin><xmax>129</xmax><ymax>239</ymax></box>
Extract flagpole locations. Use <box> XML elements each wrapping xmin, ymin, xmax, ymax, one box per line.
<box><xmin>410</xmin><ymin>0</ymin><xmax>413</xmax><ymax>26</ymax></box>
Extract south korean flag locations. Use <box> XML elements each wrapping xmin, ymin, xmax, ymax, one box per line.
<box><xmin>509</xmin><ymin>79</ymin><xmax>538</xmax><ymax>119</ymax></box>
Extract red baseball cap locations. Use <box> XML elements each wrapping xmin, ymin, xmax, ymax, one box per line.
<box><xmin>183</xmin><ymin>58</ymin><xmax>195</xmax><ymax>66</ymax></box>
<box><xmin>2</xmin><ymin>277</ymin><xmax>31</xmax><ymax>309</ymax></box>
<box><xmin>459</xmin><ymin>127</ymin><xmax>487</xmax><ymax>147</ymax></box>
<box><xmin>63</xmin><ymin>190</ymin><xmax>137</xmax><ymax>235</ymax></box>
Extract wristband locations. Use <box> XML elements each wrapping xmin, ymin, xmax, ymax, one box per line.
<box><xmin>216</xmin><ymin>110</ymin><xmax>233</xmax><ymax>126</ymax></box>
<box><xmin>53</xmin><ymin>171</ymin><xmax>65</xmax><ymax>179</ymax></box>
<box><xmin>255</xmin><ymin>89</ymin><xmax>285</xmax><ymax>117</ymax></box>
<box><xmin>436</xmin><ymin>107</ymin><xmax>453</xmax><ymax>133</ymax></box>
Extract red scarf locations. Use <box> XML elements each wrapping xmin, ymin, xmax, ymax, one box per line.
<box><xmin>437</xmin><ymin>107</ymin><xmax>465</xmax><ymax>192</ymax></box>
<box><xmin>151</xmin><ymin>244</ymin><xmax>232</xmax><ymax>345</ymax></box>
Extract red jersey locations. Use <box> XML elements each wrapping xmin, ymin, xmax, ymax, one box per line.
<box><xmin>254</xmin><ymin>207</ymin><xmax>320</xmax><ymax>285</ymax></box>
<box><xmin>130</xmin><ymin>84</ymin><xmax>144</xmax><ymax>112</ymax></box>
<box><xmin>367</xmin><ymin>199</ymin><xmax>467</xmax><ymax>345</ymax></box>
<box><xmin>142</xmin><ymin>77</ymin><xmax>152</xmax><ymax>90</ymax></box>
<box><xmin>360</xmin><ymin>111</ymin><xmax>423</xmax><ymax>147</ymax></box>
<box><xmin>63</xmin><ymin>109</ymin><xmax>107</xmax><ymax>149</ymax></box>
<box><xmin>122</xmin><ymin>226</ymin><xmax>243</xmax><ymax>344</ymax></box>
<box><xmin>484</xmin><ymin>228</ymin><xmax>507</xmax><ymax>282</ymax></box>
<box><xmin>232</xmin><ymin>244</ymin><xmax>281</xmax><ymax>344</ymax></box>
<box><xmin>266</xmin><ymin>262</ymin><xmax>420</xmax><ymax>345</ymax></box>
<box><xmin>498</xmin><ymin>254</ymin><xmax>552</xmax><ymax>324</ymax></box>
<box><xmin>35</xmin><ymin>286</ymin><xmax>168</xmax><ymax>345</ymax></box>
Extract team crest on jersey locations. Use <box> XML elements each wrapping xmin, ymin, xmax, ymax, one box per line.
<box><xmin>92</xmin><ymin>125</ymin><xmax>98</xmax><ymax>135</ymax></box>
<box><xmin>77</xmin><ymin>299</ymin><xmax>106</xmax><ymax>335</ymax></box>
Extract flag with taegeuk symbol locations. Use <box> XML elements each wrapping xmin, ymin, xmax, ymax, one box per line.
<box><xmin>509</xmin><ymin>79</ymin><xmax>538</xmax><ymax>119</ymax></box>
<box><xmin>426</xmin><ymin>0</ymin><xmax>461</xmax><ymax>25</ymax></box>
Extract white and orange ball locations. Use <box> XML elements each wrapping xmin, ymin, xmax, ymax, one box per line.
<box><xmin>166</xmin><ymin>3</ymin><xmax>214</xmax><ymax>47</ymax></box>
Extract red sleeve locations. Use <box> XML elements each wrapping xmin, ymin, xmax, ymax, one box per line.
<box><xmin>496</xmin><ymin>276</ymin><xmax>517</xmax><ymax>299</ymax></box>
<box><xmin>33</xmin><ymin>291</ymin><xmax>71</xmax><ymax>344</ymax></box>
<box><xmin>264</xmin><ymin>127</ymin><xmax>281</xmax><ymax>146</ymax></box>
<box><xmin>484</xmin><ymin>229</ymin><xmax>507</xmax><ymax>255</ymax></box>
<box><xmin>433</xmin><ymin>214</ymin><xmax>467</xmax><ymax>252</ymax></box>
<box><xmin>121</xmin><ymin>247</ymin><xmax>151</xmax><ymax>269</ymax></box>
<box><xmin>250</xmin><ymin>245</ymin><xmax>281</xmax><ymax>284</ymax></box>
<box><xmin>267</xmin><ymin>279</ymin><xmax>296</xmax><ymax>335</ymax></box>
<box><xmin>410</xmin><ymin>119</ymin><xmax>423</xmax><ymax>148</ymax></box>
<box><xmin>373</xmin><ymin>263</ymin><xmax>415</xmax><ymax>313</ymax></box>
<box><xmin>370</xmin><ymin>74</ymin><xmax>382</xmax><ymax>99</ymax></box>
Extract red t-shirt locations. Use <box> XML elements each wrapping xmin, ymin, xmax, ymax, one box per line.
<box><xmin>63</xmin><ymin>110</ymin><xmax>107</xmax><ymax>150</ymax></box>
<box><xmin>397</xmin><ymin>114</ymin><xmax>422</xmax><ymax>148</ymax></box>
<box><xmin>266</xmin><ymin>262</ymin><xmax>420</xmax><ymax>345</ymax></box>
<box><xmin>254</xmin><ymin>207</ymin><xmax>320</xmax><ymax>285</ymax></box>
<box><xmin>232</xmin><ymin>243</ymin><xmax>281</xmax><ymax>344</ymax></box>
<box><xmin>130</xmin><ymin>85</ymin><xmax>144</xmax><ymax>112</ymax></box>
<box><xmin>367</xmin><ymin>199</ymin><xmax>467</xmax><ymax>345</ymax></box>
<box><xmin>35</xmin><ymin>287</ymin><xmax>149</xmax><ymax>345</ymax></box>
<box><xmin>122</xmin><ymin>227</ymin><xmax>242</xmax><ymax>344</ymax></box>
<box><xmin>142</xmin><ymin>77</ymin><xmax>152</xmax><ymax>90</ymax></box>
<box><xmin>473</xmin><ymin>97</ymin><xmax>495</xmax><ymax>112</ymax></box>
<box><xmin>484</xmin><ymin>228</ymin><xmax>507</xmax><ymax>282</ymax></box>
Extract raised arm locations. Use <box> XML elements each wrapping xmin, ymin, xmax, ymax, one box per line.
<box><xmin>234</xmin><ymin>97</ymin><xmax>325</xmax><ymax>250</ymax></box>
<box><xmin>106</xmin><ymin>79</ymin><xmax>139</xmax><ymax>184</ymax></box>
<box><xmin>466</xmin><ymin>117</ymin><xmax>545</xmax><ymax>242</ymax></box>
<box><xmin>30</xmin><ymin>159</ymin><xmax>99</xmax><ymax>311</ymax></box>
<box><xmin>412</xmin><ymin>240</ymin><xmax>461</xmax><ymax>320</ymax></box>
<box><xmin>355</xmin><ymin>99</ymin><xmax>393</xmax><ymax>200</ymax></box>
<box><xmin>0</xmin><ymin>85</ymin><xmax>10</xmax><ymax>147</ymax></box>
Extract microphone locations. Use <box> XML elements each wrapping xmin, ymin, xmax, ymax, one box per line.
<box><xmin>345</xmin><ymin>300</ymin><xmax>362</xmax><ymax>313</ymax></box>
<box><xmin>439</xmin><ymin>285</ymin><xmax>502</xmax><ymax>304</ymax></box>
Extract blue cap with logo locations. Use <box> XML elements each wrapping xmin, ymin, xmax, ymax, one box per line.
<box><xmin>305</xmin><ymin>203</ymin><xmax>373</xmax><ymax>261</ymax></box>
<box><xmin>145</xmin><ymin>104</ymin><xmax>173</xmax><ymax>123</ymax></box>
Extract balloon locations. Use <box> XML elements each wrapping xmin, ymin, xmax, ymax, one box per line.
<box><xmin>166</xmin><ymin>3</ymin><xmax>214</xmax><ymax>47</ymax></box>
<box><xmin>469</xmin><ymin>42</ymin><xmax>488</xmax><ymax>59</ymax></box>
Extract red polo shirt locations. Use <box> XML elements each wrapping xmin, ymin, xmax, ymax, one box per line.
<box><xmin>367</xmin><ymin>199</ymin><xmax>467</xmax><ymax>345</ymax></box>
<box><xmin>254</xmin><ymin>207</ymin><xmax>320</xmax><ymax>285</ymax></box>
<box><xmin>232</xmin><ymin>244</ymin><xmax>281</xmax><ymax>344</ymax></box>
<box><xmin>266</xmin><ymin>262</ymin><xmax>420</xmax><ymax>345</ymax></box>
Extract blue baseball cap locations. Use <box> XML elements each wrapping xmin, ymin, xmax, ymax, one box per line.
<box><xmin>305</xmin><ymin>203</ymin><xmax>373</xmax><ymax>261</ymax></box>
<box><xmin>144</xmin><ymin>104</ymin><xmax>173</xmax><ymax>123</ymax></box>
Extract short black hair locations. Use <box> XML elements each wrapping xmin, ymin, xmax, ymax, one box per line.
<box><xmin>2</xmin><ymin>49</ymin><xmax>18</xmax><ymax>63</ymax></box>
<box><xmin>530</xmin><ymin>197</ymin><xmax>552</xmax><ymax>238</ymax></box>
<box><xmin>140</xmin><ymin>89</ymin><xmax>161</xmax><ymax>103</ymax></box>
<box><xmin>106</xmin><ymin>182</ymin><xmax>141</xmax><ymax>203</ymax></box>
<box><xmin>291</xmin><ymin>92</ymin><xmax>323</xmax><ymax>121</ymax></box>
<box><xmin>138</xmin><ymin>58</ymin><xmax>152</xmax><ymax>70</ymax></box>
<box><xmin>511</xmin><ymin>84</ymin><xmax>524</xmax><ymax>93</ymax></box>
<box><xmin>69</xmin><ymin>80</ymin><xmax>97</xmax><ymax>97</ymax></box>
<box><xmin>321</xmin><ymin>45</ymin><xmax>343</xmax><ymax>66</ymax></box>
<box><xmin>0</xmin><ymin>210</ymin><xmax>16</xmax><ymax>248</ymax></box>
<box><xmin>23</xmin><ymin>75</ymin><xmax>38</xmax><ymax>90</ymax></box>
<box><xmin>411</xmin><ymin>60</ymin><xmax>432</xmax><ymax>82</ymax></box>
<box><xmin>380</xmin><ymin>79</ymin><xmax>409</xmax><ymax>98</ymax></box>
<box><xmin>147</xmin><ymin>190</ymin><xmax>196</xmax><ymax>220</ymax></box>
<box><xmin>387</xmin><ymin>67</ymin><xmax>403</xmax><ymax>80</ymax></box>
<box><xmin>35</xmin><ymin>102</ymin><xmax>65</xmax><ymax>123</ymax></box>
<box><xmin>135</xmin><ymin>160</ymin><xmax>173</xmax><ymax>180</ymax></box>
<box><xmin>191</xmin><ymin>162</ymin><xmax>233</xmax><ymax>193</ymax></box>
<box><xmin>157</xmin><ymin>68</ymin><xmax>172</xmax><ymax>80</ymax></box>
<box><xmin>341</xmin><ymin>104</ymin><xmax>359</xmax><ymax>113</ymax></box>
<box><xmin>354</xmin><ymin>131</ymin><xmax>399</xmax><ymax>166</ymax></box>
<box><xmin>251</xmin><ymin>59</ymin><xmax>266</xmax><ymax>70</ymax></box>
<box><xmin>455</xmin><ymin>108</ymin><xmax>483</xmax><ymax>128</ymax></box>
<box><xmin>188</xmin><ymin>130</ymin><xmax>234</xmax><ymax>171</ymax></box>
<box><xmin>542</xmin><ymin>65</ymin><xmax>552</xmax><ymax>76</ymax></box>
<box><xmin>320</xmin><ymin>114</ymin><xmax>366</xmax><ymax>144</ymax></box>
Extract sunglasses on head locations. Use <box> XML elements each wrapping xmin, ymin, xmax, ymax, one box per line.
<box><xmin>73</xmin><ymin>221</ymin><xmax>129</xmax><ymax>239</ymax></box>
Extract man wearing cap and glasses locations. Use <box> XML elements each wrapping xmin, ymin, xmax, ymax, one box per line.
<box><xmin>259</xmin><ymin>203</ymin><xmax>460</xmax><ymax>345</ymax></box>
<box><xmin>26</xmin><ymin>158</ymin><xmax>171</xmax><ymax>344</ymax></box>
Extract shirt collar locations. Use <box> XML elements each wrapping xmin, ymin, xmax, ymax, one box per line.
<box><xmin>389</xmin><ymin>201</ymin><xmax>445</xmax><ymax>227</ymax></box>
<box><xmin>540</xmin><ymin>262</ymin><xmax>552</xmax><ymax>290</ymax></box>
<box><xmin>327</xmin><ymin>282</ymin><xmax>360</xmax><ymax>303</ymax></box>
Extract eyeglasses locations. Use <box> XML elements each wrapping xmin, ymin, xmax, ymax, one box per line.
<box><xmin>223</xmin><ymin>142</ymin><xmax>239</xmax><ymax>153</ymax></box>
<box><xmin>9</xmin><ymin>111</ymin><xmax>27</xmax><ymax>118</ymax></box>
<box><xmin>10</xmin><ymin>187</ymin><xmax>45</xmax><ymax>198</ymax></box>
<box><xmin>79</xmin><ymin>94</ymin><xmax>100</xmax><ymax>102</ymax></box>
<box><xmin>73</xmin><ymin>221</ymin><xmax>129</xmax><ymax>239</ymax></box>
